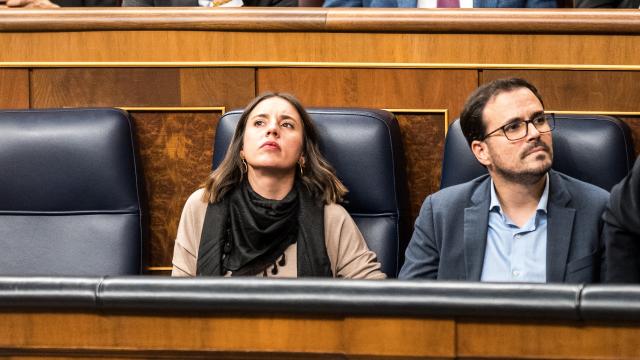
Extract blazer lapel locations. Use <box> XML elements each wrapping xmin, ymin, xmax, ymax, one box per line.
<box><xmin>464</xmin><ymin>178</ymin><xmax>491</xmax><ymax>281</ymax></box>
<box><xmin>546</xmin><ymin>171</ymin><xmax>576</xmax><ymax>283</ymax></box>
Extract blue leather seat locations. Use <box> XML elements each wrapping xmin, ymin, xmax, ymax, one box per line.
<box><xmin>0</xmin><ymin>108</ymin><xmax>143</xmax><ymax>275</ymax></box>
<box><xmin>441</xmin><ymin>114</ymin><xmax>635</xmax><ymax>191</ymax></box>
<box><xmin>214</xmin><ymin>108</ymin><xmax>410</xmax><ymax>277</ymax></box>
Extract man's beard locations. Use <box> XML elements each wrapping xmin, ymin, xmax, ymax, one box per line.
<box><xmin>492</xmin><ymin>141</ymin><xmax>552</xmax><ymax>185</ymax></box>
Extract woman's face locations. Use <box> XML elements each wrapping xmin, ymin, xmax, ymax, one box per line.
<box><xmin>240</xmin><ymin>97</ymin><xmax>304</xmax><ymax>174</ymax></box>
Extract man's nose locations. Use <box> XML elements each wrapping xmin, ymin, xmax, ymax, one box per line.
<box><xmin>526</xmin><ymin>121</ymin><xmax>541</xmax><ymax>140</ymax></box>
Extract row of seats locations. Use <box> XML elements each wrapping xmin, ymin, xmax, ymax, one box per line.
<box><xmin>0</xmin><ymin>108</ymin><xmax>634</xmax><ymax>277</ymax></box>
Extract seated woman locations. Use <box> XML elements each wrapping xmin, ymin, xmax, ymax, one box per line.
<box><xmin>172</xmin><ymin>93</ymin><xmax>385</xmax><ymax>279</ymax></box>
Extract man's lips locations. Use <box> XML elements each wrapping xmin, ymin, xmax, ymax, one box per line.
<box><xmin>524</xmin><ymin>144</ymin><xmax>550</xmax><ymax>157</ymax></box>
<box><xmin>260</xmin><ymin>141</ymin><xmax>280</xmax><ymax>150</ymax></box>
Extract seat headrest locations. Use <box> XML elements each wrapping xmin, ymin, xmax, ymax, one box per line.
<box><xmin>0</xmin><ymin>108</ymin><xmax>140</xmax><ymax>213</ymax></box>
<box><xmin>214</xmin><ymin>108</ymin><xmax>408</xmax><ymax>215</ymax></box>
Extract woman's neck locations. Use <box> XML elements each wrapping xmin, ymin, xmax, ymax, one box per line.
<box><xmin>246</xmin><ymin>168</ymin><xmax>295</xmax><ymax>200</ymax></box>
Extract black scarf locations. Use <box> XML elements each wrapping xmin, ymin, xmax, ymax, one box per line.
<box><xmin>196</xmin><ymin>180</ymin><xmax>333</xmax><ymax>277</ymax></box>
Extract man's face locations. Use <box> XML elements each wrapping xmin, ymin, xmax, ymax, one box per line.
<box><xmin>471</xmin><ymin>87</ymin><xmax>553</xmax><ymax>185</ymax></box>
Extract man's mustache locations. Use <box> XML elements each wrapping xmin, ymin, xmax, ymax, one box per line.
<box><xmin>521</xmin><ymin>141</ymin><xmax>551</xmax><ymax>159</ymax></box>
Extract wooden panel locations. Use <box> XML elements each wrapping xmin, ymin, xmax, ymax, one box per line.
<box><xmin>0</xmin><ymin>69</ymin><xmax>29</xmax><ymax>109</ymax></box>
<box><xmin>457</xmin><ymin>320</ymin><xmax>640</xmax><ymax>359</ymax></box>
<box><xmin>179</xmin><ymin>68</ymin><xmax>255</xmax><ymax>109</ymax></box>
<box><xmin>257</xmin><ymin>68</ymin><xmax>476</xmax><ymax>120</ymax></box>
<box><xmin>31</xmin><ymin>68</ymin><xmax>181</xmax><ymax>107</ymax></box>
<box><xmin>397</xmin><ymin>113</ymin><xmax>445</xmax><ymax>221</ymax></box>
<box><xmin>131</xmin><ymin>111</ymin><xmax>220</xmax><ymax>270</ymax></box>
<box><xmin>0</xmin><ymin>312</ymin><xmax>343</xmax><ymax>355</ymax></box>
<box><xmin>0</xmin><ymin>311</ymin><xmax>457</xmax><ymax>359</ymax></box>
<box><xmin>482</xmin><ymin>70</ymin><xmax>640</xmax><ymax>112</ymax></box>
<box><xmin>30</xmin><ymin>68</ymin><xmax>255</xmax><ymax>109</ymax></box>
<box><xmin>344</xmin><ymin>317</ymin><xmax>455</xmax><ymax>358</ymax></box>
<box><xmin>3</xmin><ymin>31</ymin><xmax>640</xmax><ymax>67</ymax></box>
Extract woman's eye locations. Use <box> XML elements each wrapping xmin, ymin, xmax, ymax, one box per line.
<box><xmin>281</xmin><ymin>122</ymin><xmax>294</xmax><ymax>128</ymax></box>
<box><xmin>254</xmin><ymin>120</ymin><xmax>264</xmax><ymax>126</ymax></box>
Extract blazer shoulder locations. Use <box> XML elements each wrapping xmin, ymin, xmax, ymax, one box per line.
<box><xmin>429</xmin><ymin>174</ymin><xmax>490</xmax><ymax>205</ymax></box>
<box><xmin>552</xmin><ymin>171</ymin><xmax>609</xmax><ymax>206</ymax></box>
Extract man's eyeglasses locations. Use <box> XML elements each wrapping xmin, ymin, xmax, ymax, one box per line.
<box><xmin>481</xmin><ymin>113</ymin><xmax>555</xmax><ymax>141</ymax></box>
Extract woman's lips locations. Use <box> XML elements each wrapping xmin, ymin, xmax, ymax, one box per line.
<box><xmin>260</xmin><ymin>141</ymin><xmax>280</xmax><ymax>150</ymax></box>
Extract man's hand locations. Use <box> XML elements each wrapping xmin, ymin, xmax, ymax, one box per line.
<box><xmin>4</xmin><ymin>0</ymin><xmax>60</xmax><ymax>7</ymax></box>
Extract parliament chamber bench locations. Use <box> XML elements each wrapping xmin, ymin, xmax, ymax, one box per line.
<box><xmin>1</xmin><ymin>276</ymin><xmax>640</xmax><ymax>359</ymax></box>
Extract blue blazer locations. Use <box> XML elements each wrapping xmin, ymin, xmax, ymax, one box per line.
<box><xmin>324</xmin><ymin>0</ymin><xmax>556</xmax><ymax>7</ymax></box>
<box><xmin>398</xmin><ymin>170</ymin><xmax>608</xmax><ymax>283</ymax></box>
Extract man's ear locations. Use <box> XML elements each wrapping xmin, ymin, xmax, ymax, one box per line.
<box><xmin>471</xmin><ymin>140</ymin><xmax>492</xmax><ymax>167</ymax></box>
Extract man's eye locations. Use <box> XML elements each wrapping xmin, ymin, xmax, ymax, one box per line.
<box><xmin>503</xmin><ymin>121</ymin><xmax>524</xmax><ymax>133</ymax></box>
<box><xmin>532</xmin><ymin>116</ymin><xmax>547</xmax><ymax>125</ymax></box>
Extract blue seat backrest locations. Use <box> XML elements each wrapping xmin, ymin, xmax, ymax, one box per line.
<box><xmin>214</xmin><ymin>108</ymin><xmax>410</xmax><ymax>277</ymax></box>
<box><xmin>441</xmin><ymin>114</ymin><xmax>635</xmax><ymax>191</ymax></box>
<box><xmin>0</xmin><ymin>108</ymin><xmax>143</xmax><ymax>275</ymax></box>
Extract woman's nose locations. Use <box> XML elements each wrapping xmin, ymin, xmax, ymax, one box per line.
<box><xmin>265</xmin><ymin>119</ymin><xmax>279</xmax><ymax>136</ymax></box>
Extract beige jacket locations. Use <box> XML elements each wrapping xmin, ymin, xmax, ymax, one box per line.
<box><xmin>172</xmin><ymin>188</ymin><xmax>386</xmax><ymax>279</ymax></box>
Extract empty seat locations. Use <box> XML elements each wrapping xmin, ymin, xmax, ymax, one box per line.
<box><xmin>0</xmin><ymin>108</ymin><xmax>143</xmax><ymax>275</ymax></box>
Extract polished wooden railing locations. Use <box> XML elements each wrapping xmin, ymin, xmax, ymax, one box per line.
<box><xmin>0</xmin><ymin>8</ymin><xmax>640</xmax><ymax>34</ymax></box>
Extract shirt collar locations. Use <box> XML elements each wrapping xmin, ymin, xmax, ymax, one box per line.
<box><xmin>490</xmin><ymin>173</ymin><xmax>550</xmax><ymax>214</ymax></box>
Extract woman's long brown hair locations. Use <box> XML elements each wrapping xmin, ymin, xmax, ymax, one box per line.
<box><xmin>202</xmin><ymin>92</ymin><xmax>347</xmax><ymax>205</ymax></box>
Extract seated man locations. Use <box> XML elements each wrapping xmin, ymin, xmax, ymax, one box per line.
<box><xmin>399</xmin><ymin>78</ymin><xmax>608</xmax><ymax>283</ymax></box>
<box><xmin>603</xmin><ymin>156</ymin><xmax>640</xmax><ymax>283</ymax></box>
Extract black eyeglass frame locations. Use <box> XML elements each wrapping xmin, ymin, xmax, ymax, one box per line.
<box><xmin>480</xmin><ymin>113</ymin><xmax>556</xmax><ymax>142</ymax></box>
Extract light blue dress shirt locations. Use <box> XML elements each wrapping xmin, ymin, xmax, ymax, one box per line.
<box><xmin>480</xmin><ymin>175</ymin><xmax>549</xmax><ymax>283</ymax></box>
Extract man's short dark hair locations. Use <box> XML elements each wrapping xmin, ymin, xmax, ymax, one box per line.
<box><xmin>459</xmin><ymin>78</ymin><xmax>545</xmax><ymax>147</ymax></box>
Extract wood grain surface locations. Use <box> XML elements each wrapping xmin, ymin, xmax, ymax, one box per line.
<box><xmin>0</xmin><ymin>69</ymin><xmax>29</xmax><ymax>109</ymax></box>
<box><xmin>257</xmin><ymin>68</ymin><xmax>476</xmax><ymax>121</ymax></box>
<box><xmin>0</xmin><ymin>312</ymin><xmax>456</xmax><ymax>359</ymax></box>
<box><xmin>1</xmin><ymin>31</ymin><xmax>639</xmax><ymax>67</ymax></box>
<box><xmin>457</xmin><ymin>320</ymin><xmax>640</xmax><ymax>359</ymax></box>
<box><xmin>396</xmin><ymin>113</ymin><xmax>446</xmax><ymax>220</ymax></box>
<box><xmin>2</xmin><ymin>9</ymin><xmax>640</xmax><ymax>35</ymax></box>
<box><xmin>482</xmin><ymin>70</ymin><xmax>640</xmax><ymax>112</ymax></box>
<box><xmin>130</xmin><ymin>111</ymin><xmax>221</xmax><ymax>269</ymax></box>
<box><xmin>3</xmin><ymin>311</ymin><xmax>640</xmax><ymax>359</ymax></box>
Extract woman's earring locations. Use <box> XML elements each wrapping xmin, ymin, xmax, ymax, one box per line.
<box><xmin>298</xmin><ymin>161</ymin><xmax>304</xmax><ymax>177</ymax></box>
<box><xmin>241</xmin><ymin>158</ymin><xmax>248</xmax><ymax>173</ymax></box>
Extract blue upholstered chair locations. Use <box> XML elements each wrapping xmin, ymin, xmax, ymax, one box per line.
<box><xmin>0</xmin><ymin>108</ymin><xmax>143</xmax><ymax>275</ymax></box>
<box><xmin>441</xmin><ymin>114</ymin><xmax>635</xmax><ymax>191</ymax></box>
<box><xmin>214</xmin><ymin>108</ymin><xmax>410</xmax><ymax>277</ymax></box>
